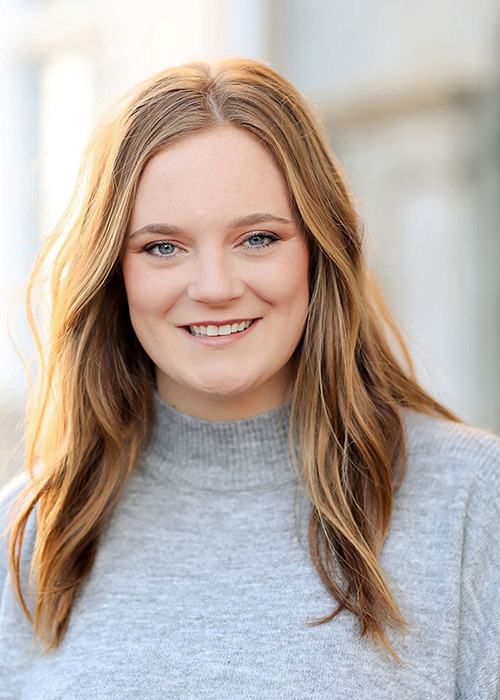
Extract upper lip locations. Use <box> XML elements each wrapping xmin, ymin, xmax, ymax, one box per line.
<box><xmin>179</xmin><ymin>318</ymin><xmax>259</xmax><ymax>327</ymax></box>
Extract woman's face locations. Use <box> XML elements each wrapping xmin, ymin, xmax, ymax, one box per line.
<box><xmin>122</xmin><ymin>126</ymin><xmax>310</xmax><ymax>419</ymax></box>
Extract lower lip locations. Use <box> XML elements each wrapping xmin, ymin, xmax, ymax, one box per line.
<box><xmin>179</xmin><ymin>319</ymin><xmax>260</xmax><ymax>347</ymax></box>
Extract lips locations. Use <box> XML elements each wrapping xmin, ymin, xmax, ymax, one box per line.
<box><xmin>179</xmin><ymin>318</ymin><xmax>261</xmax><ymax>343</ymax></box>
<box><xmin>180</xmin><ymin>318</ymin><xmax>258</xmax><ymax>328</ymax></box>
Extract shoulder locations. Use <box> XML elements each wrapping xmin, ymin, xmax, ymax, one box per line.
<box><xmin>401</xmin><ymin>408</ymin><xmax>500</xmax><ymax>468</ymax></box>
<box><xmin>401</xmin><ymin>407</ymin><xmax>500</xmax><ymax>463</ymax></box>
<box><xmin>399</xmin><ymin>407</ymin><xmax>500</xmax><ymax>499</ymax></box>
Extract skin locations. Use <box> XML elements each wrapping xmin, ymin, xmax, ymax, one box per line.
<box><xmin>121</xmin><ymin>125</ymin><xmax>310</xmax><ymax>420</ymax></box>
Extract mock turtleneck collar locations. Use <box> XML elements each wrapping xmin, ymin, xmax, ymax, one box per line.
<box><xmin>142</xmin><ymin>391</ymin><xmax>299</xmax><ymax>492</ymax></box>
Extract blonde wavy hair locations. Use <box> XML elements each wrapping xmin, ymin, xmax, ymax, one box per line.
<box><xmin>4</xmin><ymin>57</ymin><xmax>460</xmax><ymax>661</ymax></box>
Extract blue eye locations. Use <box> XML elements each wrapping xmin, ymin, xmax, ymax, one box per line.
<box><xmin>144</xmin><ymin>242</ymin><xmax>180</xmax><ymax>258</ymax></box>
<box><xmin>242</xmin><ymin>232</ymin><xmax>278</xmax><ymax>250</ymax></box>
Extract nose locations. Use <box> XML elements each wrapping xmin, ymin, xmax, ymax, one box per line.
<box><xmin>186</xmin><ymin>249</ymin><xmax>245</xmax><ymax>305</ymax></box>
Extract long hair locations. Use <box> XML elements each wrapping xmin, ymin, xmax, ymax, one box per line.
<box><xmin>4</xmin><ymin>57</ymin><xmax>461</xmax><ymax>660</ymax></box>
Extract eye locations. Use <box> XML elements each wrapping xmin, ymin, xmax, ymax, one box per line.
<box><xmin>241</xmin><ymin>232</ymin><xmax>279</xmax><ymax>250</ymax></box>
<box><xmin>143</xmin><ymin>241</ymin><xmax>181</xmax><ymax>258</ymax></box>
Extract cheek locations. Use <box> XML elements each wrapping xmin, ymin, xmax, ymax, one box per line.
<box><xmin>122</xmin><ymin>260</ymin><xmax>177</xmax><ymax>318</ymax></box>
<box><xmin>264</xmin><ymin>245</ymin><xmax>309</xmax><ymax>308</ymax></box>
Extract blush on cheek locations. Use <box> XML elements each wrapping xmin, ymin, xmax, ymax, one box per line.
<box><xmin>123</xmin><ymin>270</ymin><xmax>178</xmax><ymax>319</ymax></box>
<box><xmin>269</xmin><ymin>256</ymin><xmax>309</xmax><ymax>300</ymax></box>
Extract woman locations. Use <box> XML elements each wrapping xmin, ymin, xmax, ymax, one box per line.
<box><xmin>0</xmin><ymin>58</ymin><xmax>499</xmax><ymax>699</ymax></box>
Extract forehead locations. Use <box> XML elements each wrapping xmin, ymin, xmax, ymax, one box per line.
<box><xmin>130</xmin><ymin>126</ymin><xmax>294</xmax><ymax>229</ymax></box>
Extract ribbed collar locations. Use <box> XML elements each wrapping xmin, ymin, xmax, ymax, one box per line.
<box><xmin>143</xmin><ymin>391</ymin><xmax>299</xmax><ymax>492</ymax></box>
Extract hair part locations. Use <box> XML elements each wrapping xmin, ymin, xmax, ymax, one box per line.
<box><xmin>5</xmin><ymin>57</ymin><xmax>461</xmax><ymax>661</ymax></box>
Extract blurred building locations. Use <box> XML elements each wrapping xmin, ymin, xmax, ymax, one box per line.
<box><xmin>1</xmin><ymin>0</ymin><xmax>499</xmax><ymax>487</ymax></box>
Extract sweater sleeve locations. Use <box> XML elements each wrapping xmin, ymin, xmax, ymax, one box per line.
<box><xmin>455</xmin><ymin>449</ymin><xmax>500</xmax><ymax>699</ymax></box>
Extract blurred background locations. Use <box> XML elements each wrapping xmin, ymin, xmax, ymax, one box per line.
<box><xmin>1</xmin><ymin>0</ymin><xmax>499</xmax><ymax>488</ymax></box>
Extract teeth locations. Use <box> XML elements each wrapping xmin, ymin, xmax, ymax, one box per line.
<box><xmin>189</xmin><ymin>320</ymin><xmax>254</xmax><ymax>337</ymax></box>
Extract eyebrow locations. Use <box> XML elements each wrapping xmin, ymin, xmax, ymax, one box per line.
<box><xmin>129</xmin><ymin>212</ymin><xmax>294</xmax><ymax>238</ymax></box>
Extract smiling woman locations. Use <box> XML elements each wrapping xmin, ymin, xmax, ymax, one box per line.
<box><xmin>0</xmin><ymin>58</ymin><xmax>499</xmax><ymax>699</ymax></box>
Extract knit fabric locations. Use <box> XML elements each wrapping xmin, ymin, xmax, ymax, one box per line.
<box><xmin>0</xmin><ymin>394</ymin><xmax>499</xmax><ymax>699</ymax></box>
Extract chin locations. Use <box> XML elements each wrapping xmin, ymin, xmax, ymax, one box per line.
<box><xmin>196</xmin><ymin>384</ymin><xmax>254</xmax><ymax>399</ymax></box>
<box><xmin>190</xmin><ymin>375</ymin><xmax>259</xmax><ymax>399</ymax></box>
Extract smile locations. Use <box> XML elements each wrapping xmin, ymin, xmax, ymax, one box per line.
<box><xmin>180</xmin><ymin>319</ymin><xmax>260</xmax><ymax>346</ymax></box>
<box><xmin>188</xmin><ymin>320</ymin><xmax>255</xmax><ymax>337</ymax></box>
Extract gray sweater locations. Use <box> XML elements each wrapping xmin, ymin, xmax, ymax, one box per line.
<box><xmin>1</xmin><ymin>394</ymin><xmax>499</xmax><ymax>699</ymax></box>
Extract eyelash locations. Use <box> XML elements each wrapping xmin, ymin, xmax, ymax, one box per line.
<box><xmin>143</xmin><ymin>232</ymin><xmax>279</xmax><ymax>260</ymax></box>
